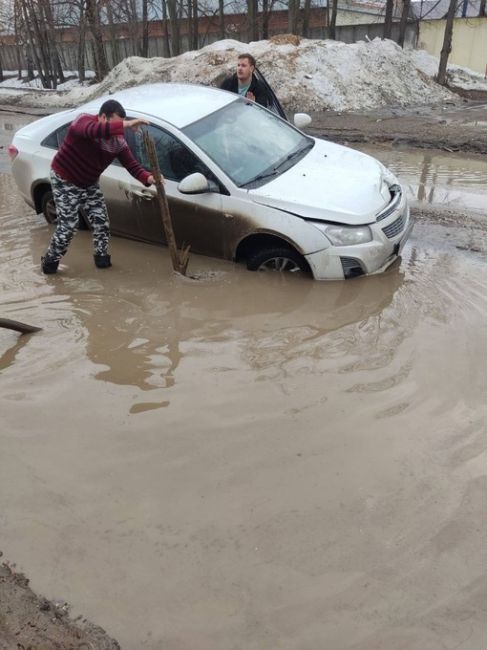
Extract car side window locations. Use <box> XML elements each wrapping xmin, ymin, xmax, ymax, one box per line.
<box><xmin>125</xmin><ymin>124</ymin><xmax>215</xmax><ymax>184</ymax></box>
<box><xmin>41</xmin><ymin>123</ymin><xmax>70</xmax><ymax>149</ymax></box>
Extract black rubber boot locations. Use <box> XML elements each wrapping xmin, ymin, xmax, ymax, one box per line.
<box><xmin>94</xmin><ymin>254</ymin><xmax>112</xmax><ymax>269</ymax></box>
<box><xmin>41</xmin><ymin>256</ymin><xmax>59</xmax><ymax>274</ymax></box>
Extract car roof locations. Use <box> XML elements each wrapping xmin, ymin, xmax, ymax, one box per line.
<box><xmin>81</xmin><ymin>83</ymin><xmax>238</xmax><ymax>129</ymax></box>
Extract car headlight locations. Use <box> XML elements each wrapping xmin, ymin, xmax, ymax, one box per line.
<box><xmin>311</xmin><ymin>222</ymin><xmax>373</xmax><ymax>246</ymax></box>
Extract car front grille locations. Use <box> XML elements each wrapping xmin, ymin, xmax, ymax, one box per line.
<box><xmin>340</xmin><ymin>257</ymin><xmax>364</xmax><ymax>278</ymax></box>
<box><xmin>382</xmin><ymin>213</ymin><xmax>406</xmax><ymax>239</ymax></box>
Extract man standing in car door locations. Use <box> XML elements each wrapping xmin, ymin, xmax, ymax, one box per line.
<box><xmin>41</xmin><ymin>99</ymin><xmax>155</xmax><ymax>275</ymax></box>
<box><xmin>220</xmin><ymin>53</ymin><xmax>270</xmax><ymax>108</ymax></box>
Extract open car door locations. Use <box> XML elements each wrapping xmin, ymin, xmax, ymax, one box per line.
<box><xmin>254</xmin><ymin>68</ymin><xmax>288</xmax><ymax>121</ymax></box>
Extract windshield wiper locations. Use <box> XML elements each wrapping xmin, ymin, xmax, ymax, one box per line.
<box><xmin>241</xmin><ymin>168</ymin><xmax>281</xmax><ymax>188</ymax></box>
<box><xmin>275</xmin><ymin>141</ymin><xmax>314</xmax><ymax>170</ymax></box>
<box><xmin>241</xmin><ymin>141</ymin><xmax>314</xmax><ymax>188</ymax></box>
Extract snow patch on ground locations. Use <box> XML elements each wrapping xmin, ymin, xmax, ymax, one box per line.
<box><xmin>0</xmin><ymin>70</ymin><xmax>96</xmax><ymax>91</ymax></box>
<box><xmin>0</xmin><ymin>38</ymin><xmax>484</xmax><ymax>113</ymax></box>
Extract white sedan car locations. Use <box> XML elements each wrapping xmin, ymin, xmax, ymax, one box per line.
<box><xmin>9</xmin><ymin>83</ymin><xmax>412</xmax><ymax>280</ymax></box>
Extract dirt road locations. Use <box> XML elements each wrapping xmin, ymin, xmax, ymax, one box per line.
<box><xmin>308</xmin><ymin>96</ymin><xmax>487</xmax><ymax>154</ymax></box>
<box><xmin>0</xmin><ymin>561</ymin><xmax>119</xmax><ymax>649</ymax></box>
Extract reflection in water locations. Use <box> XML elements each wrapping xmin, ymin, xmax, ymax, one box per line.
<box><xmin>355</xmin><ymin>144</ymin><xmax>487</xmax><ymax>214</ymax></box>
<box><xmin>44</xmin><ymin>257</ymin><xmax>405</xmax><ymax>414</ymax></box>
<box><xmin>0</xmin><ymin>330</ymin><xmax>33</xmax><ymax>371</ymax></box>
<box><xmin>65</xmin><ymin>290</ymin><xmax>184</xmax><ymax>415</ymax></box>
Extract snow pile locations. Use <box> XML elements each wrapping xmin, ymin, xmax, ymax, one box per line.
<box><xmin>409</xmin><ymin>48</ymin><xmax>487</xmax><ymax>92</ymax></box>
<box><xmin>0</xmin><ymin>37</ymin><xmax>480</xmax><ymax>113</ymax></box>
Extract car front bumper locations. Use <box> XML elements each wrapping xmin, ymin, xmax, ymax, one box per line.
<box><xmin>305</xmin><ymin>199</ymin><xmax>413</xmax><ymax>280</ymax></box>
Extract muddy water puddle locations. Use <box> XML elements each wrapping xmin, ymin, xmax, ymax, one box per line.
<box><xmin>355</xmin><ymin>143</ymin><xmax>487</xmax><ymax>216</ymax></box>
<box><xmin>2</xmin><ymin>118</ymin><xmax>487</xmax><ymax>648</ymax></box>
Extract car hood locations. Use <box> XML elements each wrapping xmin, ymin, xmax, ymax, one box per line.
<box><xmin>249</xmin><ymin>138</ymin><xmax>391</xmax><ymax>225</ymax></box>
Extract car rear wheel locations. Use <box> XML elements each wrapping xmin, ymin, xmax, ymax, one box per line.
<box><xmin>41</xmin><ymin>191</ymin><xmax>57</xmax><ymax>224</ymax></box>
<box><xmin>41</xmin><ymin>190</ymin><xmax>89</xmax><ymax>230</ymax></box>
<box><xmin>246</xmin><ymin>246</ymin><xmax>310</xmax><ymax>274</ymax></box>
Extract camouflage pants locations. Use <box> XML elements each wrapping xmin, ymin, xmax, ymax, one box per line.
<box><xmin>44</xmin><ymin>170</ymin><xmax>110</xmax><ymax>262</ymax></box>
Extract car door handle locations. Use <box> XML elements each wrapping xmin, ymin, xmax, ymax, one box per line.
<box><xmin>132</xmin><ymin>190</ymin><xmax>154</xmax><ymax>200</ymax></box>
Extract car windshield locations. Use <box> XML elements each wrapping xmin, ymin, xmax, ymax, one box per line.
<box><xmin>183</xmin><ymin>100</ymin><xmax>314</xmax><ymax>188</ymax></box>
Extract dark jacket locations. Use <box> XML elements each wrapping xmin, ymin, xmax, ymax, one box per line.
<box><xmin>220</xmin><ymin>73</ymin><xmax>270</xmax><ymax>108</ymax></box>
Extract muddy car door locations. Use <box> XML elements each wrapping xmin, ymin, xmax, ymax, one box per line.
<box><xmin>124</xmin><ymin>125</ymin><xmax>229</xmax><ymax>259</ymax></box>
<box><xmin>100</xmin><ymin>162</ymin><xmax>146</xmax><ymax>240</ymax></box>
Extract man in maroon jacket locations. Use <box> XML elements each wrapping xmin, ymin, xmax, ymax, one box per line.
<box><xmin>41</xmin><ymin>99</ymin><xmax>155</xmax><ymax>274</ymax></box>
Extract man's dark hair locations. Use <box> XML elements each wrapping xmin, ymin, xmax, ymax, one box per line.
<box><xmin>98</xmin><ymin>99</ymin><xmax>126</xmax><ymax>119</ymax></box>
<box><xmin>238</xmin><ymin>53</ymin><xmax>256</xmax><ymax>67</ymax></box>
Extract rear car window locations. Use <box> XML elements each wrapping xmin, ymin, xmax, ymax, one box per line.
<box><xmin>41</xmin><ymin>123</ymin><xmax>70</xmax><ymax>149</ymax></box>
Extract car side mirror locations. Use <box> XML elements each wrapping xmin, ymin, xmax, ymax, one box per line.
<box><xmin>294</xmin><ymin>113</ymin><xmax>312</xmax><ymax>129</ymax></box>
<box><xmin>177</xmin><ymin>172</ymin><xmax>210</xmax><ymax>194</ymax></box>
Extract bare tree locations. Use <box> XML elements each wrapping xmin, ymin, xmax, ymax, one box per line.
<box><xmin>85</xmin><ymin>0</ymin><xmax>110</xmax><ymax>79</ymax></box>
<box><xmin>26</xmin><ymin>48</ymin><xmax>35</xmax><ymax>80</ymax></box>
<box><xmin>247</xmin><ymin>0</ymin><xmax>258</xmax><ymax>40</ymax></box>
<box><xmin>160</xmin><ymin>0</ymin><xmax>171</xmax><ymax>56</ymax></box>
<box><xmin>192</xmin><ymin>0</ymin><xmax>198</xmax><ymax>49</ymax></box>
<box><xmin>383</xmin><ymin>0</ymin><xmax>394</xmax><ymax>38</ymax></box>
<box><xmin>40</xmin><ymin>0</ymin><xmax>66</xmax><ymax>86</ymax></box>
<box><xmin>288</xmin><ymin>0</ymin><xmax>300</xmax><ymax>34</ymax></box>
<box><xmin>31</xmin><ymin>1</ymin><xmax>55</xmax><ymax>85</ymax></box>
<box><xmin>186</xmin><ymin>0</ymin><xmax>193</xmax><ymax>47</ymax></box>
<box><xmin>77</xmin><ymin>0</ymin><xmax>87</xmax><ymax>81</ymax></box>
<box><xmin>103</xmin><ymin>1</ymin><xmax>122</xmax><ymax>67</ymax></box>
<box><xmin>479</xmin><ymin>0</ymin><xmax>486</xmax><ymax>16</ymax></box>
<box><xmin>437</xmin><ymin>0</ymin><xmax>459</xmax><ymax>85</ymax></box>
<box><xmin>262</xmin><ymin>0</ymin><xmax>279</xmax><ymax>38</ymax></box>
<box><xmin>328</xmin><ymin>0</ymin><xmax>338</xmax><ymax>38</ymax></box>
<box><xmin>12</xmin><ymin>0</ymin><xmax>25</xmax><ymax>79</ymax></box>
<box><xmin>0</xmin><ymin>6</ymin><xmax>5</xmax><ymax>81</ymax></box>
<box><xmin>141</xmin><ymin>0</ymin><xmax>150</xmax><ymax>56</ymax></box>
<box><xmin>398</xmin><ymin>0</ymin><xmax>411</xmax><ymax>47</ymax></box>
<box><xmin>167</xmin><ymin>0</ymin><xmax>181</xmax><ymax>55</ymax></box>
<box><xmin>116</xmin><ymin>0</ymin><xmax>140</xmax><ymax>57</ymax></box>
<box><xmin>18</xmin><ymin>0</ymin><xmax>47</xmax><ymax>86</ymax></box>
<box><xmin>302</xmin><ymin>0</ymin><xmax>311</xmax><ymax>36</ymax></box>
<box><xmin>218</xmin><ymin>0</ymin><xmax>225</xmax><ymax>39</ymax></box>
<box><xmin>51</xmin><ymin>0</ymin><xmax>89</xmax><ymax>79</ymax></box>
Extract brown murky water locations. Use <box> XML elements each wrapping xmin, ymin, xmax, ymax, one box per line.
<box><xmin>2</xmin><ymin>114</ymin><xmax>487</xmax><ymax>649</ymax></box>
<box><xmin>357</xmin><ymin>143</ymin><xmax>487</xmax><ymax>216</ymax></box>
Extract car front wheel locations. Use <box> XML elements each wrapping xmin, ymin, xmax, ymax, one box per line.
<box><xmin>246</xmin><ymin>246</ymin><xmax>310</xmax><ymax>274</ymax></box>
